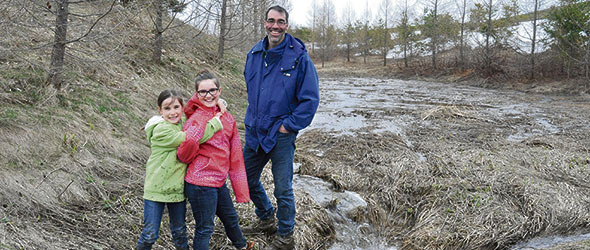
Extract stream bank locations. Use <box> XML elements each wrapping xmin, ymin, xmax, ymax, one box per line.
<box><xmin>293</xmin><ymin>77</ymin><xmax>590</xmax><ymax>249</ymax></box>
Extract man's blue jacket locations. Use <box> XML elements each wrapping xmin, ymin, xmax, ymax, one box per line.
<box><xmin>243</xmin><ymin>33</ymin><xmax>320</xmax><ymax>153</ymax></box>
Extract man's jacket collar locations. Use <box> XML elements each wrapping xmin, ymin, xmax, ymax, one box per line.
<box><xmin>250</xmin><ymin>34</ymin><xmax>307</xmax><ymax>72</ymax></box>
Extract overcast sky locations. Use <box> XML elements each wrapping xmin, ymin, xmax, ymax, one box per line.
<box><xmin>289</xmin><ymin>0</ymin><xmax>377</xmax><ymax>27</ymax></box>
<box><xmin>288</xmin><ymin>0</ymin><xmax>427</xmax><ymax>28</ymax></box>
<box><xmin>288</xmin><ymin>0</ymin><xmax>556</xmax><ymax>28</ymax></box>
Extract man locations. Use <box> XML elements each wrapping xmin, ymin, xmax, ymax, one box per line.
<box><xmin>242</xmin><ymin>5</ymin><xmax>320</xmax><ymax>250</ymax></box>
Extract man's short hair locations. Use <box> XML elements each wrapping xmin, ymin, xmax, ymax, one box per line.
<box><xmin>265</xmin><ymin>5</ymin><xmax>289</xmax><ymax>23</ymax></box>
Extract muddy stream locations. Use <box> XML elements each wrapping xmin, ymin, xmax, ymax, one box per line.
<box><xmin>293</xmin><ymin>77</ymin><xmax>590</xmax><ymax>249</ymax></box>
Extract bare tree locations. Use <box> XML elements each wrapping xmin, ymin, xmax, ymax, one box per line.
<box><xmin>399</xmin><ymin>0</ymin><xmax>410</xmax><ymax>67</ymax></box>
<box><xmin>485</xmin><ymin>0</ymin><xmax>493</xmax><ymax>73</ymax></box>
<box><xmin>251</xmin><ymin>0</ymin><xmax>261</xmax><ymax>42</ymax></box>
<box><xmin>458</xmin><ymin>0</ymin><xmax>469</xmax><ymax>70</ymax></box>
<box><xmin>317</xmin><ymin>0</ymin><xmax>336</xmax><ymax>67</ymax></box>
<box><xmin>152</xmin><ymin>0</ymin><xmax>164</xmax><ymax>63</ymax></box>
<box><xmin>48</xmin><ymin>0</ymin><xmax>70</xmax><ymax>90</ymax></box>
<box><xmin>430</xmin><ymin>0</ymin><xmax>439</xmax><ymax>69</ymax></box>
<box><xmin>216</xmin><ymin>0</ymin><xmax>265</xmax><ymax>60</ymax></box>
<box><xmin>378</xmin><ymin>0</ymin><xmax>393</xmax><ymax>66</ymax></box>
<box><xmin>218</xmin><ymin>0</ymin><xmax>228</xmax><ymax>61</ymax></box>
<box><xmin>149</xmin><ymin>0</ymin><xmax>190</xmax><ymax>63</ymax></box>
<box><xmin>47</xmin><ymin>0</ymin><xmax>116</xmax><ymax>89</ymax></box>
<box><xmin>470</xmin><ymin>0</ymin><xmax>496</xmax><ymax>75</ymax></box>
<box><xmin>361</xmin><ymin>0</ymin><xmax>371</xmax><ymax>64</ymax></box>
<box><xmin>341</xmin><ymin>0</ymin><xmax>356</xmax><ymax>62</ymax></box>
<box><xmin>222</xmin><ymin>0</ymin><xmax>291</xmax><ymax>54</ymax></box>
<box><xmin>308</xmin><ymin>0</ymin><xmax>319</xmax><ymax>55</ymax></box>
<box><xmin>245</xmin><ymin>0</ymin><xmax>269</xmax><ymax>49</ymax></box>
<box><xmin>530</xmin><ymin>0</ymin><xmax>538</xmax><ymax>79</ymax></box>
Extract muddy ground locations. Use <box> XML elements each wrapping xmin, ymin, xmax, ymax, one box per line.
<box><xmin>292</xmin><ymin>66</ymin><xmax>590</xmax><ymax>249</ymax></box>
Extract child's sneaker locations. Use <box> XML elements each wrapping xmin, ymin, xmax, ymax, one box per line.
<box><xmin>238</xmin><ymin>241</ymin><xmax>255</xmax><ymax>250</ymax></box>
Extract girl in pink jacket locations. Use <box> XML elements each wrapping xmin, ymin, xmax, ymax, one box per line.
<box><xmin>177</xmin><ymin>70</ymin><xmax>253</xmax><ymax>250</ymax></box>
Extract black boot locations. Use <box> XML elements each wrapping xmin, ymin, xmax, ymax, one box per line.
<box><xmin>263</xmin><ymin>233</ymin><xmax>294</xmax><ymax>250</ymax></box>
<box><xmin>243</xmin><ymin>217</ymin><xmax>277</xmax><ymax>234</ymax></box>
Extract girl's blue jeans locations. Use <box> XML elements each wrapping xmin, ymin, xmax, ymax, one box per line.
<box><xmin>243</xmin><ymin>132</ymin><xmax>297</xmax><ymax>237</ymax></box>
<box><xmin>184</xmin><ymin>183</ymin><xmax>247</xmax><ymax>250</ymax></box>
<box><xmin>136</xmin><ymin>199</ymin><xmax>189</xmax><ymax>250</ymax></box>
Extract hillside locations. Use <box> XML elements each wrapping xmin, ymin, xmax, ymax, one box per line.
<box><xmin>0</xmin><ymin>2</ymin><xmax>333</xmax><ymax>249</ymax></box>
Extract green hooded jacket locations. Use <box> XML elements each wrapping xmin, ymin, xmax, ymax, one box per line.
<box><xmin>143</xmin><ymin>117</ymin><xmax>187</xmax><ymax>202</ymax></box>
<box><xmin>143</xmin><ymin>116</ymin><xmax>222</xmax><ymax>202</ymax></box>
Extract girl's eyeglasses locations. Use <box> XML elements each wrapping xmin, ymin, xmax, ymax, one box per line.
<box><xmin>197</xmin><ymin>88</ymin><xmax>219</xmax><ymax>97</ymax></box>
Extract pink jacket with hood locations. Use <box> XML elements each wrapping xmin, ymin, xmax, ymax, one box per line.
<box><xmin>177</xmin><ymin>95</ymin><xmax>250</xmax><ymax>203</ymax></box>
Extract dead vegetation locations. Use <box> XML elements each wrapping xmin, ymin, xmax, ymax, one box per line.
<box><xmin>0</xmin><ymin>1</ymin><xmax>333</xmax><ymax>249</ymax></box>
<box><xmin>2</xmin><ymin>1</ymin><xmax>590</xmax><ymax>250</ymax></box>
<box><xmin>316</xmin><ymin>52</ymin><xmax>590</xmax><ymax>96</ymax></box>
<box><xmin>295</xmin><ymin>88</ymin><xmax>590</xmax><ymax>249</ymax></box>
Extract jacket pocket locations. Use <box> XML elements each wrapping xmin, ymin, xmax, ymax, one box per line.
<box><xmin>245</xmin><ymin>71</ymin><xmax>257</xmax><ymax>93</ymax></box>
<box><xmin>279</xmin><ymin>70</ymin><xmax>297</xmax><ymax>115</ymax></box>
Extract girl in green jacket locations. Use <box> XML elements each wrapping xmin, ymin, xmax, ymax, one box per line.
<box><xmin>137</xmin><ymin>89</ymin><xmax>224</xmax><ymax>250</ymax></box>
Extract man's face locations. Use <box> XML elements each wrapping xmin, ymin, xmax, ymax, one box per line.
<box><xmin>265</xmin><ymin>9</ymin><xmax>288</xmax><ymax>49</ymax></box>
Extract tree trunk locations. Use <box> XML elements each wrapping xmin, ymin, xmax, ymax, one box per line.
<box><xmin>403</xmin><ymin>38</ymin><xmax>408</xmax><ymax>67</ymax></box>
<box><xmin>485</xmin><ymin>0</ymin><xmax>492</xmax><ymax>75</ymax></box>
<box><xmin>586</xmin><ymin>41</ymin><xmax>590</xmax><ymax>80</ymax></box>
<box><xmin>460</xmin><ymin>0</ymin><xmax>466</xmax><ymax>70</ymax></box>
<box><xmin>48</xmin><ymin>0</ymin><xmax>69</xmax><ymax>90</ymax></box>
<box><xmin>402</xmin><ymin>0</ymin><xmax>408</xmax><ymax>68</ymax></box>
<box><xmin>321</xmin><ymin>47</ymin><xmax>325</xmax><ymax>68</ymax></box>
<box><xmin>152</xmin><ymin>0</ymin><xmax>163</xmax><ymax>63</ymax></box>
<box><xmin>363</xmin><ymin>24</ymin><xmax>368</xmax><ymax>64</ymax></box>
<box><xmin>363</xmin><ymin>0</ymin><xmax>369</xmax><ymax>64</ymax></box>
<box><xmin>431</xmin><ymin>0</ymin><xmax>438</xmax><ymax>70</ymax></box>
<box><xmin>530</xmin><ymin>0</ymin><xmax>538</xmax><ymax>80</ymax></box>
<box><xmin>383</xmin><ymin>37</ymin><xmax>387</xmax><ymax>67</ymax></box>
<box><xmin>381</xmin><ymin>0</ymin><xmax>389</xmax><ymax>66</ymax></box>
<box><xmin>311</xmin><ymin>0</ymin><xmax>316</xmax><ymax>55</ymax></box>
<box><xmin>218</xmin><ymin>0</ymin><xmax>227</xmax><ymax>61</ymax></box>
<box><xmin>346</xmin><ymin>46</ymin><xmax>350</xmax><ymax>63</ymax></box>
<box><xmin>383</xmin><ymin>10</ymin><xmax>388</xmax><ymax>66</ymax></box>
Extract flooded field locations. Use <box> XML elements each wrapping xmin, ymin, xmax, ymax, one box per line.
<box><xmin>294</xmin><ymin>77</ymin><xmax>590</xmax><ymax>249</ymax></box>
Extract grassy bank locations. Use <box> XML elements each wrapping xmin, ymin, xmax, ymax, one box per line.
<box><xmin>307</xmin><ymin>62</ymin><xmax>590</xmax><ymax>249</ymax></box>
<box><xmin>0</xmin><ymin>2</ymin><xmax>333</xmax><ymax>249</ymax></box>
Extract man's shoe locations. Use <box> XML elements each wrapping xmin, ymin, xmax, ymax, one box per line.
<box><xmin>263</xmin><ymin>233</ymin><xmax>294</xmax><ymax>250</ymax></box>
<box><xmin>243</xmin><ymin>217</ymin><xmax>277</xmax><ymax>234</ymax></box>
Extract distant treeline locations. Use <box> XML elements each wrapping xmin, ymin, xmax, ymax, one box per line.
<box><xmin>290</xmin><ymin>0</ymin><xmax>589</xmax><ymax>81</ymax></box>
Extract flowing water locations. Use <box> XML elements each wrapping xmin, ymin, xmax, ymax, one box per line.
<box><xmin>294</xmin><ymin>77</ymin><xmax>590</xmax><ymax>249</ymax></box>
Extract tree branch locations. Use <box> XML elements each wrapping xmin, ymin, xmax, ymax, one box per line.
<box><xmin>65</xmin><ymin>0</ymin><xmax>117</xmax><ymax>45</ymax></box>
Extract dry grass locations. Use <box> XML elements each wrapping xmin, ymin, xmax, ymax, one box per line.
<box><xmin>316</xmin><ymin>50</ymin><xmax>590</xmax><ymax>96</ymax></box>
<box><xmin>3</xmin><ymin>1</ymin><xmax>590</xmax><ymax>250</ymax></box>
<box><xmin>1</xmin><ymin>1</ymin><xmax>334</xmax><ymax>249</ymax></box>
<box><xmin>296</xmin><ymin>99</ymin><xmax>590</xmax><ymax>249</ymax></box>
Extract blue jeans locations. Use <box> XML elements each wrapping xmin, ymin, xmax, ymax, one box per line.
<box><xmin>184</xmin><ymin>183</ymin><xmax>247</xmax><ymax>250</ymax></box>
<box><xmin>136</xmin><ymin>200</ymin><xmax>188</xmax><ymax>250</ymax></box>
<box><xmin>243</xmin><ymin>132</ymin><xmax>296</xmax><ymax>237</ymax></box>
